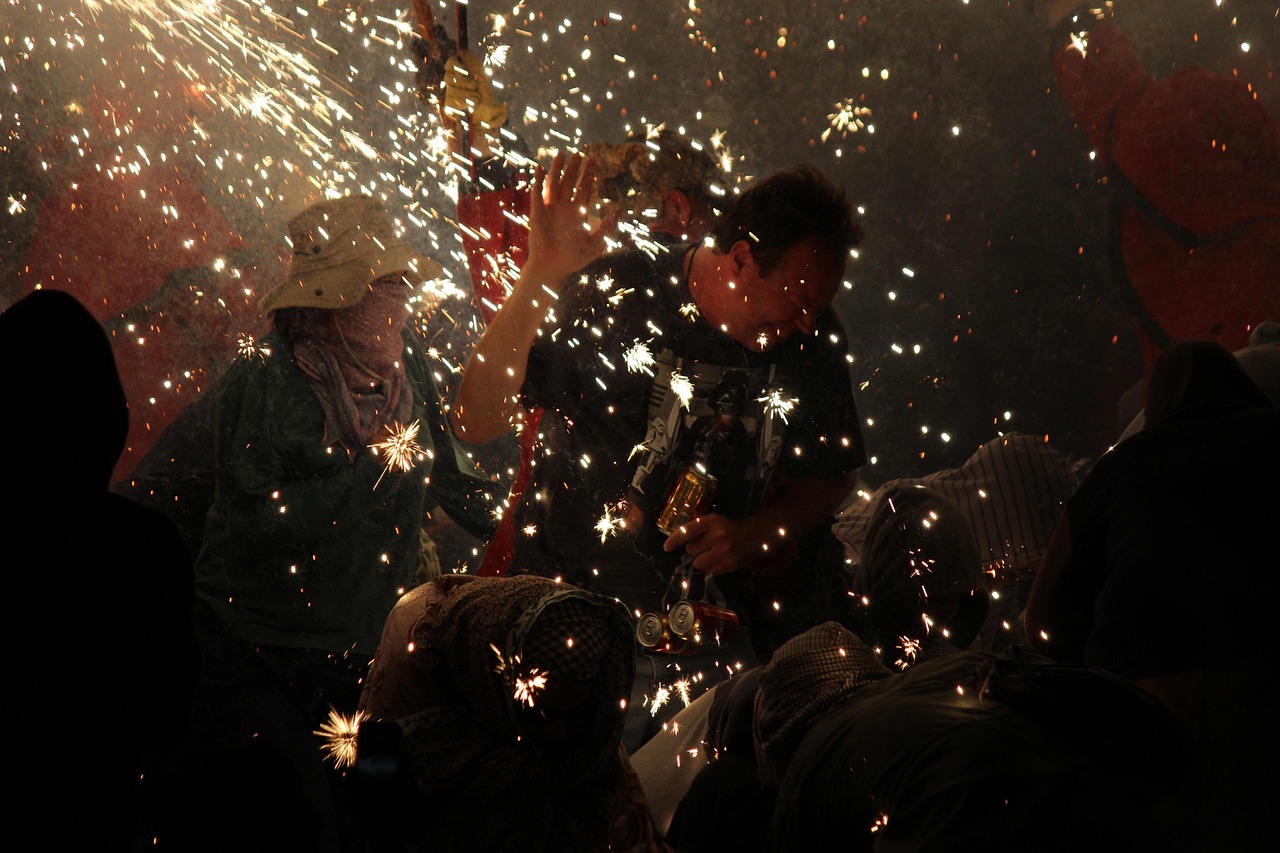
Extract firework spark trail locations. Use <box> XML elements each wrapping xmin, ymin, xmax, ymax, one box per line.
<box><xmin>595</xmin><ymin>503</ymin><xmax>625</xmax><ymax>543</ymax></box>
<box><xmin>371</xmin><ymin>419</ymin><xmax>425</xmax><ymax>488</ymax></box>
<box><xmin>314</xmin><ymin>706</ymin><xmax>367</xmax><ymax>769</ymax></box>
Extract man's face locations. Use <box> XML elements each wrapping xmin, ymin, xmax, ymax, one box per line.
<box><xmin>720</xmin><ymin>235</ymin><xmax>844</xmax><ymax>352</ymax></box>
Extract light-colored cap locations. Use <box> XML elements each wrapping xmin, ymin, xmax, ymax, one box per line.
<box><xmin>259</xmin><ymin>195</ymin><xmax>443</xmax><ymax>314</ymax></box>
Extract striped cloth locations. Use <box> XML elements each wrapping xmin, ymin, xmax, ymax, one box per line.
<box><xmin>834</xmin><ymin>432</ymin><xmax>1079</xmax><ymax>576</ymax></box>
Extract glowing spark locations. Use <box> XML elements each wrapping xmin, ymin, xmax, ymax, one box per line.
<box><xmin>236</xmin><ymin>331</ymin><xmax>267</xmax><ymax>360</ymax></box>
<box><xmin>486</xmin><ymin>44</ymin><xmax>511</xmax><ymax>67</ymax></box>
<box><xmin>595</xmin><ymin>503</ymin><xmax>625</xmax><ymax>543</ymax></box>
<box><xmin>595</xmin><ymin>274</ymin><xmax>616</xmax><ymax>291</ymax></box>
<box><xmin>513</xmin><ymin>668</ymin><xmax>549</xmax><ymax>707</ymax></box>
<box><xmin>7</xmin><ymin>195</ymin><xmax>26</xmax><ymax>215</ymax></box>
<box><xmin>624</xmin><ymin>340</ymin><xmax>656</xmax><ymax>375</ymax></box>
<box><xmin>679</xmin><ymin>302</ymin><xmax>700</xmax><ymax>319</ymax></box>
<box><xmin>894</xmin><ymin>636</ymin><xmax>923</xmax><ymax>670</ymax></box>
<box><xmin>823</xmin><ymin>98</ymin><xmax>872</xmax><ymax>141</ymax></box>
<box><xmin>648</xmin><ymin>685</ymin><xmax>672</xmax><ymax>715</ymax></box>
<box><xmin>314</xmin><ymin>707</ymin><xmax>367</xmax><ymax>770</ymax></box>
<box><xmin>673</xmin><ymin>677</ymin><xmax>693</xmax><ymax>707</ymax></box>
<box><xmin>756</xmin><ymin>331</ymin><xmax>772</xmax><ymax>350</ymax></box>
<box><xmin>371</xmin><ymin>420</ymin><xmax>424</xmax><ymax>488</ymax></box>
<box><xmin>758</xmin><ymin>389</ymin><xmax>798</xmax><ymax>423</ymax></box>
<box><xmin>669</xmin><ymin>371</ymin><xmax>694</xmax><ymax>410</ymax></box>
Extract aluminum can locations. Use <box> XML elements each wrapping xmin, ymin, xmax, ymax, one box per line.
<box><xmin>667</xmin><ymin>600</ymin><xmax>741</xmax><ymax>647</ymax></box>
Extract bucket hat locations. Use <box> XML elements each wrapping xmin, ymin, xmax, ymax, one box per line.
<box><xmin>259</xmin><ymin>195</ymin><xmax>443</xmax><ymax>314</ymax></box>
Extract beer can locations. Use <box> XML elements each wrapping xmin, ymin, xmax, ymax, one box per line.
<box><xmin>656</xmin><ymin>468</ymin><xmax>718</xmax><ymax>535</ymax></box>
<box><xmin>667</xmin><ymin>600</ymin><xmax>740</xmax><ymax>647</ymax></box>
<box><xmin>635</xmin><ymin>611</ymin><xmax>693</xmax><ymax>656</ymax></box>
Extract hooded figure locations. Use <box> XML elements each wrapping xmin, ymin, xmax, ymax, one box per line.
<box><xmin>1025</xmin><ymin>340</ymin><xmax>1278</xmax><ymax>850</ymax></box>
<box><xmin>1</xmin><ymin>290</ymin><xmax>199</xmax><ymax>851</ymax></box>
<box><xmin>846</xmin><ymin>485</ymin><xmax>989</xmax><ymax>668</ymax></box>
<box><xmin>359</xmin><ymin>574</ymin><xmax>668</xmax><ymax>853</ymax></box>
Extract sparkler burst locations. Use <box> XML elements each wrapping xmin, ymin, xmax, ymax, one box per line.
<box><xmin>673</xmin><ymin>676</ymin><xmax>693</xmax><ymax>707</ymax></box>
<box><xmin>595</xmin><ymin>503</ymin><xmax>626</xmax><ymax>543</ymax></box>
<box><xmin>513</xmin><ymin>668</ymin><xmax>549</xmax><ymax>707</ymax></box>
<box><xmin>314</xmin><ymin>706</ymin><xmax>368</xmax><ymax>770</ymax></box>
<box><xmin>236</xmin><ymin>331</ymin><xmax>267</xmax><ymax>360</ymax></box>
<box><xmin>758</xmin><ymin>389</ymin><xmax>798</xmax><ymax>423</ymax></box>
<box><xmin>669</xmin><ymin>371</ymin><xmax>694</xmax><ymax>410</ymax></box>
<box><xmin>623</xmin><ymin>340</ymin><xmax>656</xmax><ymax>375</ymax></box>
<box><xmin>371</xmin><ymin>420</ymin><xmax>424</xmax><ymax>488</ymax></box>
<box><xmin>894</xmin><ymin>635</ymin><xmax>923</xmax><ymax>670</ymax></box>
<box><xmin>647</xmin><ymin>684</ymin><xmax>672</xmax><ymax>715</ymax></box>
<box><xmin>823</xmin><ymin>97</ymin><xmax>872</xmax><ymax>141</ymax></box>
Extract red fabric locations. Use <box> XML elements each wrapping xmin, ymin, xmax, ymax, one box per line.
<box><xmin>456</xmin><ymin>186</ymin><xmax>530</xmax><ymax>324</ymax></box>
<box><xmin>1053</xmin><ymin>21</ymin><xmax>1280</xmax><ymax>370</ymax></box>
<box><xmin>20</xmin><ymin>155</ymin><xmax>286</xmax><ymax>480</ymax></box>
<box><xmin>458</xmin><ymin>184</ymin><xmax>535</xmax><ymax>576</ymax></box>
<box><xmin>475</xmin><ymin>407</ymin><xmax>543</xmax><ymax>576</ymax></box>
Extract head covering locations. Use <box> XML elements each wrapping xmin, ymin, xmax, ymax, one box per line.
<box><xmin>360</xmin><ymin>575</ymin><xmax>635</xmax><ymax>853</ymax></box>
<box><xmin>753</xmin><ymin>621</ymin><xmax>889</xmax><ymax>785</ymax></box>
<box><xmin>834</xmin><ymin>433</ymin><xmax>1079</xmax><ymax>575</ymax></box>
<box><xmin>849</xmin><ymin>485</ymin><xmax>987</xmax><ymax>663</ymax></box>
<box><xmin>0</xmin><ymin>289</ymin><xmax>127</xmax><ymax>491</ymax></box>
<box><xmin>515</xmin><ymin>594</ymin><xmax>616</xmax><ymax>685</ymax></box>
<box><xmin>258</xmin><ymin>195</ymin><xmax>442</xmax><ymax>315</ymax></box>
<box><xmin>1144</xmin><ymin>340</ymin><xmax>1271</xmax><ymax>429</ymax></box>
<box><xmin>585</xmin><ymin>128</ymin><xmax>725</xmax><ymax>223</ymax></box>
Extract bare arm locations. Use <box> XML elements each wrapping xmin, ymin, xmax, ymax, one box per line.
<box><xmin>663</xmin><ymin>471</ymin><xmax>857</xmax><ymax>577</ymax></box>
<box><xmin>451</xmin><ymin>152</ymin><xmax>603</xmax><ymax>444</ymax></box>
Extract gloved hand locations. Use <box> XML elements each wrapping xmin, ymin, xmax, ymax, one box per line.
<box><xmin>443</xmin><ymin>50</ymin><xmax>507</xmax><ymax>130</ymax></box>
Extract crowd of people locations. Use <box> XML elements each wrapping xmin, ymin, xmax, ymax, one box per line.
<box><xmin>6</xmin><ymin>2</ymin><xmax>1276</xmax><ymax>851</ymax></box>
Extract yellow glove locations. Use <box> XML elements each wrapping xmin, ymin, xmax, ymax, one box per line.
<box><xmin>443</xmin><ymin>50</ymin><xmax>507</xmax><ymax>130</ymax></box>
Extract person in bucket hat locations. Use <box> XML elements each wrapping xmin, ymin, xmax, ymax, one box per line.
<box><xmin>185</xmin><ymin>194</ymin><xmax>495</xmax><ymax>851</ymax></box>
<box><xmin>258</xmin><ymin>195</ymin><xmax>443</xmax><ymax>314</ymax></box>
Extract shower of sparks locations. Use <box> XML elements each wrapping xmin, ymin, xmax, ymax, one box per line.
<box><xmin>648</xmin><ymin>684</ymin><xmax>672</xmax><ymax>715</ymax></box>
<box><xmin>486</xmin><ymin>44</ymin><xmax>511</xmax><ymax>67</ymax></box>
<box><xmin>758</xmin><ymin>389</ymin><xmax>798</xmax><ymax>423</ymax></box>
<box><xmin>236</xmin><ymin>331</ymin><xmax>267</xmax><ymax>360</ymax></box>
<box><xmin>595</xmin><ymin>503</ymin><xmax>625</xmax><ymax>543</ymax></box>
<box><xmin>513</xmin><ymin>668</ymin><xmax>549</xmax><ymax>707</ymax></box>
<box><xmin>371</xmin><ymin>420</ymin><xmax>424</xmax><ymax>489</ymax></box>
<box><xmin>623</xmin><ymin>340</ymin><xmax>656</xmax><ymax>375</ymax></box>
<box><xmin>823</xmin><ymin>98</ymin><xmax>872</xmax><ymax>141</ymax></box>
<box><xmin>673</xmin><ymin>677</ymin><xmax>693</xmax><ymax>707</ymax></box>
<box><xmin>492</xmin><ymin>642</ymin><xmax>548</xmax><ymax>707</ymax></box>
<box><xmin>894</xmin><ymin>636</ymin><xmax>923</xmax><ymax>670</ymax></box>
<box><xmin>669</xmin><ymin>371</ymin><xmax>694</xmax><ymax>410</ymax></box>
<box><xmin>314</xmin><ymin>707</ymin><xmax>367</xmax><ymax>770</ymax></box>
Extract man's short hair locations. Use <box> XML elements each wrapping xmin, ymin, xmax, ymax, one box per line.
<box><xmin>711</xmin><ymin>165</ymin><xmax>863</xmax><ymax>273</ymax></box>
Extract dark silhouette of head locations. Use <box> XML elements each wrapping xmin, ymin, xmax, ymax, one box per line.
<box><xmin>1144</xmin><ymin>340</ymin><xmax>1271</xmax><ymax>429</ymax></box>
<box><xmin>0</xmin><ymin>288</ymin><xmax>128</xmax><ymax>491</ymax></box>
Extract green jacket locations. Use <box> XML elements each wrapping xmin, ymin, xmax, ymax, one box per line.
<box><xmin>194</xmin><ymin>327</ymin><xmax>494</xmax><ymax>655</ymax></box>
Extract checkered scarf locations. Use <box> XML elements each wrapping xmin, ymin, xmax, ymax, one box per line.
<box><xmin>753</xmin><ymin>621</ymin><xmax>889</xmax><ymax>785</ymax></box>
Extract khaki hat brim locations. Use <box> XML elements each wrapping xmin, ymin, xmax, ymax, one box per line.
<box><xmin>259</xmin><ymin>241</ymin><xmax>444</xmax><ymax>315</ymax></box>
